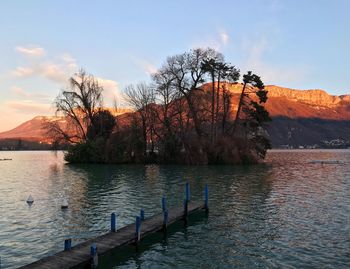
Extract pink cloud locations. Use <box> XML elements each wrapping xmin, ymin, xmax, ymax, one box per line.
<box><xmin>6</xmin><ymin>101</ymin><xmax>52</xmax><ymax>114</ymax></box>
<box><xmin>15</xmin><ymin>46</ymin><xmax>46</xmax><ymax>57</ymax></box>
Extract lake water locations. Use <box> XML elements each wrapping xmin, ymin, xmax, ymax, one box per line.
<box><xmin>0</xmin><ymin>150</ymin><xmax>349</xmax><ymax>268</ymax></box>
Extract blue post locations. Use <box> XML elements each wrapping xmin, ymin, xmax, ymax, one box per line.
<box><xmin>162</xmin><ymin>196</ymin><xmax>167</xmax><ymax>212</ymax></box>
<box><xmin>135</xmin><ymin>216</ymin><xmax>141</xmax><ymax>242</ymax></box>
<box><xmin>64</xmin><ymin>238</ymin><xmax>72</xmax><ymax>251</ymax></box>
<box><xmin>111</xmin><ymin>212</ymin><xmax>116</xmax><ymax>232</ymax></box>
<box><xmin>204</xmin><ymin>184</ymin><xmax>209</xmax><ymax>212</ymax></box>
<box><xmin>185</xmin><ymin>182</ymin><xmax>190</xmax><ymax>202</ymax></box>
<box><xmin>183</xmin><ymin>198</ymin><xmax>188</xmax><ymax>222</ymax></box>
<box><xmin>163</xmin><ymin>209</ymin><xmax>168</xmax><ymax>230</ymax></box>
<box><xmin>140</xmin><ymin>209</ymin><xmax>145</xmax><ymax>221</ymax></box>
<box><xmin>90</xmin><ymin>244</ymin><xmax>98</xmax><ymax>268</ymax></box>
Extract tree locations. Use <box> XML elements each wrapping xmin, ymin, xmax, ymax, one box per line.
<box><xmin>201</xmin><ymin>59</ymin><xmax>240</xmax><ymax>140</ymax></box>
<box><xmin>152</xmin><ymin>70</ymin><xmax>182</xmax><ymax>161</ymax></box>
<box><xmin>47</xmin><ymin>69</ymin><xmax>105</xmax><ymax>144</ymax></box>
<box><xmin>124</xmin><ymin>82</ymin><xmax>155</xmax><ymax>156</ymax></box>
<box><xmin>87</xmin><ymin>109</ymin><xmax>116</xmax><ymax>140</ymax></box>
<box><xmin>232</xmin><ymin>71</ymin><xmax>271</xmax><ymax>158</ymax></box>
<box><xmin>233</xmin><ymin>71</ymin><xmax>267</xmax><ymax>134</ymax></box>
<box><xmin>156</xmin><ymin>48</ymin><xmax>222</xmax><ymax>138</ymax></box>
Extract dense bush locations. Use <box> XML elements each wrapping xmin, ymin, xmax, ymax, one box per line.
<box><xmin>64</xmin><ymin>137</ymin><xmax>106</xmax><ymax>163</ymax></box>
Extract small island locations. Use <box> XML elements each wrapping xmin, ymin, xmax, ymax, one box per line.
<box><xmin>46</xmin><ymin>48</ymin><xmax>271</xmax><ymax>165</ymax></box>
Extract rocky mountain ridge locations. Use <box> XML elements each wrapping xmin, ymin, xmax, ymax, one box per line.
<box><xmin>0</xmin><ymin>84</ymin><xmax>349</xmax><ymax>148</ymax></box>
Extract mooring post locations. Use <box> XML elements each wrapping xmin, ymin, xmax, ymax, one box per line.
<box><xmin>140</xmin><ymin>208</ymin><xmax>145</xmax><ymax>221</ymax></box>
<box><xmin>163</xmin><ymin>209</ymin><xmax>168</xmax><ymax>230</ymax></box>
<box><xmin>90</xmin><ymin>244</ymin><xmax>98</xmax><ymax>268</ymax></box>
<box><xmin>183</xmin><ymin>198</ymin><xmax>188</xmax><ymax>222</ymax></box>
<box><xmin>135</xmin><ymin>216</ymin><xmax>141</xmax><ymax>242</ymax></box>
<box><xmin>162</xmin><ymin>196</ymin><xmax>167</xmax><ymax>212</ymax></box>
<box><xmin>185</xmin><ymin>182</ymin><xmax>190</xmax><ymax>201</ymax></box>
<box><xmin>64</xmin><ymin>238</ymin><xmax>72</xmax><ymax>251</ymax></box>
<box><xmin>183</xmin><ymin>182</ymin><xmax>189</xmax><ymax>222</ymax></box>
<box><xmin>111</xmin><ymin>212</ymin><xmax>116</xmax><ymax>232</ymax></box>
<box><xmin>204</xmin><ymin>184</ymin><xmax>209</xmax><ymax>213</ymax></box>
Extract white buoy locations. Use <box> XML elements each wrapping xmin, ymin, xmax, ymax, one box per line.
<box><xmin>26</xmin><ymin>194</ymin><xmax>34</xmax><ymax>205</ymax></box>
<box><xmin>61</xmin><ymin>198</ymin><xmax>68</xmax><ymax>209</ymax></box>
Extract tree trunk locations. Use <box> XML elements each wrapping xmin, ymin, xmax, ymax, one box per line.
<box><xmin>232</xmin><ymin>83</ymin><xmax>247</xmax><ymax>135</ymax></box>
<box><xmin>186</xmin><ymin>93</ymin><xmax>203</xmax><ymax>138</ymax></box>
<box><xmin>141</xmin><ymin>115</ymin><xmax>147</xmax><ymax>156</ymax></box>
<box><xmin>215</xmin><ymin>75</ymin><xmax>221</xmax><ymax>138</ymax></box>
<box><xmin>211</xmin><ymin>74</ymin><xmax>215</xmax><ymax>143</ymax></box>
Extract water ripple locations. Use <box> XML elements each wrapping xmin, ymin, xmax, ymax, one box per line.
<box><xmin>0</xmin><ymin>150</ymin><xmax>349</xmax><ymax>268</ymax></box>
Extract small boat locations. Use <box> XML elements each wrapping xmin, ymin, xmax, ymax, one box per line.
<box><xmin>61</xmin><ymin>198</ymin><xmax>68</xmax><ymax>209</ymax></box>
<box><xmin>0</xmin><ymin>158</ymin><xmax>12</xmax><ymax>161</ymax></box>
<box><xmin>26</xmin><ymin>195</ymin><xmax>34</xmax><ymax>205</ymax></box>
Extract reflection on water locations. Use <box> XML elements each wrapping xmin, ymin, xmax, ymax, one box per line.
<box><xmin>0</xmin><ymin>150</ymin><xmax>349</xmax><ymax>268</ymax></box>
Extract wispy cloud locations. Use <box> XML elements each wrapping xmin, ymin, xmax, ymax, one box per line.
<box><xmin>132</xmin><ymin>56</ymin><xmax>157</xmax><ymax>75</ymax></box>
<box><xmin>15</xmin><ymin>46</ymin><xmax>46</xmax><ymax>57</ymax></box>
<box><xmin>11</xmin><ymin>86</ymin><xmax>50</xmax><ymax>101</ymax></box>
<box><xmin>39</xmin><ymin>63</ymin><xmax>71</xmax><ymax>83</ymax></box>
<box><xmin>5</xmin><ymin>45</ymin><xmax>122</xmax><ymax>127</ymax></box>
<box><xmin>12</xmin><ymin>50</ymin><xmax>78</xmax><ymax>84</ymax></box>
<box><xmin>240</xmin><ymin>37</ymin><xmax>308</xmax><ymax>85</ymax></box>
<box><xmin>6</xmin><ymin>100</ymin><xmax>52</xmax><ymax>114</ymax></box>
<box><xmin>61</xmin><ymin>53</ymin><xmax>78</xmax><ymax>69</ymax></box>
<box><xmin>219</xmin><ymin>30</ymin><xmax>229</xmax><ymax>46</ymax></box>
<box><xmin>13</xmin><ymin>66</ymin><xmax>35</xmax><ymax>77</ymax></box>
<box><xmin>192</xmin><ymin>29</ymin><xmax>230</xmax><ymax>51</ymax></box>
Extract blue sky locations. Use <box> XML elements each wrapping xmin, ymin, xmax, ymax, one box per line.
<box><xmin>0</xmin><ymin>0</ymin><xmax>349</xmax><ymax>131</ymax></box>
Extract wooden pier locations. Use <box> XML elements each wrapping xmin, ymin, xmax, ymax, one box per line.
<box><xmin>19</xmin><ymin>184</ymin><xmax>209</xmax><ymax>269</ymax></box>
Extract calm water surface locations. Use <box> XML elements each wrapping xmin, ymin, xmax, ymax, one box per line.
<box><xmin>0</xmin><ymin>150</ymin><xmax>349</xmax><ymax>268</ymax></box>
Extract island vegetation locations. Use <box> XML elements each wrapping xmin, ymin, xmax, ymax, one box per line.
<box><xmin>46</xmin><ymin>48</ymin><xmax>271</xmax><ymax>164</ymax></box>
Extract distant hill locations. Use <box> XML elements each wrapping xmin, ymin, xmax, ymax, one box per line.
<box><xmin>216</xmin><ymin>83</ymin><xmax>350</xmax><ymax>148</ymax></box>
<box><xmin>0</xmin><ymin>116</ymin><xmax>62</xmax><ymax>143</ymax></box>
<box><xmin>1</xmin><ymin>85</ymin><xmax>349</xmax><ymax>149</ymax></box>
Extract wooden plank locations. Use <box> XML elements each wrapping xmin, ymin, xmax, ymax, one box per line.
<box><xmin>19</xmin><ymin>201</ymin><xmax>205</xmax><ymax>269</ymax></box>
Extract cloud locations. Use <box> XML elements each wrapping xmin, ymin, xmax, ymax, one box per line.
<box><xmin>61</xmin><ymin>53</ymin><xmax>78</xmax><ymax>69</ymax></box>
<box><xmin>15</xmin><ymin>46</ymin><xmax>46</xmax><ymax>57</ymax></box>
<box><xmin>11</xmin><ymin>86</ymin><xmax>50</xmax><ymax>101</ymax></box>
<box><xmin>12</xmin><ymin>50</ymin><xmax>78</xmax><ymax>84</ymax></box>
<box><xmin>10</xmin><ymin>45</ymin><xmax>122</xmax><ymax>106</ymax></box>
<box><xmin>96</xmin><ymin>77</ymin><xmax>123</xmax><ymax>103</ymax></box>
<box><xmin>6</xmin><ymin>100</ymin><xmax>52</xmax><ymax>114</ymax></box>
<box><xmin>241</xmin><ymin>37</ymin><xmax>308</xmax><ymax>85</ymax></box>
<box><xmin>219</xmin><ymin>30</ymin><xmax>229</xmax><ymax>46</ymax></box>
<box><xmin>39</xmin><ymin>63</ymin><xmax>70</xmax><ymax>83</ymax></box>
<box><xmin>13</xmin><ymin>67</ymin><xmax>35</xmax><ymax>77</ymax></box>
<box><xmin>132</xmin><ymin>57</ymin><xmax>157</xmax><ymax>75</ymax></box>
<box><xmin>13</xmin><ymin>63</ymin><xmax>71</xmax><ymax>83</ymax></box>
<box><xmin>192</xmin><ymin>29</ymin><xmax>230</xmax><ymax>51</ymax></box>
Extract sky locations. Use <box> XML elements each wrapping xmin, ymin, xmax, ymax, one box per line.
<box><xmin>0</xmin><ymin>0</ymin><xmax>349</xmax><ymax>132</ymax></box>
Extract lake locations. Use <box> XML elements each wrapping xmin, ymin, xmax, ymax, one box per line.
<box><xmin>0</xmin><ymin>150</ymin><xmax>349</xmax><ymax>268</ymax></box>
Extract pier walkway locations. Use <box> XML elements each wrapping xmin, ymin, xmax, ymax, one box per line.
<box><xmin>19</xmin><ymin>183</ymin><xmax>208</xmax><ymax>269</ymax></box>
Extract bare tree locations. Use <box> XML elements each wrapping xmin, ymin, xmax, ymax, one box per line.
<box><xmin>46</xmin><ymin>69</ymin><xmax>106</xmax><ymax>143</ymax></box>
<box><xmin>156</xmin><ymin>48</ymin><xmax>222</xmax><ymax>138</ymax></box>
<box><xmin>124</xmin><ymin>82</ymin><xmax>155</xmax><ymax>155</ymax></box>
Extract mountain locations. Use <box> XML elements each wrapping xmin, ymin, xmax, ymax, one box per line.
<box><xmin>220</xmin><ymin>83</ymin><xmax>350</xmax><ymax>148</ymax></box>
<box><xmin>0</xmin><ymin>108</ymin><xmax>131</xmax><ymax>150</ymax></box>
<box><xmin>1</xmin><ymin>85</ymin><xmax>349</xmax><ymax>149</ymax></box>
<box><xmin>0</xmin><ymin>116</ymin><xmax>59</xmax><ymax>142</ymax></box>
<box><xmin>264</xmin><ymin>85</ymin><xmax>350</xmax><ymax>148</ymax></box>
